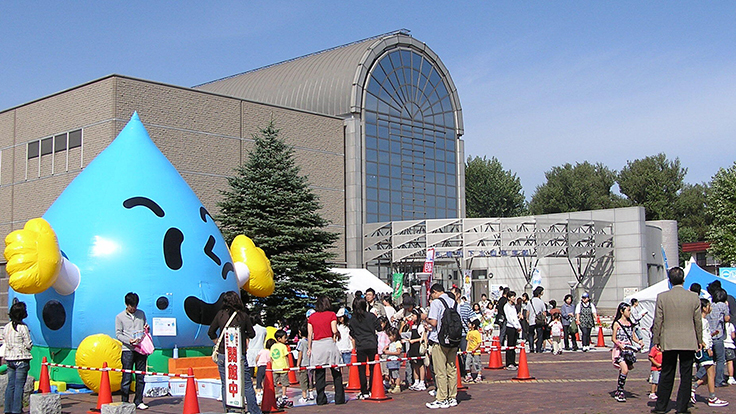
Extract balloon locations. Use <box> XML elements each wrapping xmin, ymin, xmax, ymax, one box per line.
<box><xmin>75</xmin><ymin>334</ymin><xmax>123</xmax><ymax>393</ymax></box>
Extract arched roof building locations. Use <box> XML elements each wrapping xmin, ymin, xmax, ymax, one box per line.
<box><xmin>197</xmin><ymin>30</ymin><xmax>466</xmax><ymax>265</ymax></box>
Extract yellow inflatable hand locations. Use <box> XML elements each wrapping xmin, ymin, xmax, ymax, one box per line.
<box><xmin>230</xmin><ymin>235</ymin><xmax>274</xmax><ymax>297</ymax></box>
<box><xmin>4</xmin><ymin>218</ymin><xmax>62</xmax><ymax>294</ymax></box>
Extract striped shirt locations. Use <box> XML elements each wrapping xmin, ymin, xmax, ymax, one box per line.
<box><xmin>457</xmin><ymin>302</ymin><xmax>474</xmax><ymax>335</ymax></box>
<box><xmin>1</xmin><ymin>322</ymin><xmax>33</xmax><ymax>361</ymax></box>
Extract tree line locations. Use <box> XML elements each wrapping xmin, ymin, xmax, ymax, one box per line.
<box><xmin>465</xmin><ymin>154</ymin><xmax>736</xmax><ymax>266</ymax></box>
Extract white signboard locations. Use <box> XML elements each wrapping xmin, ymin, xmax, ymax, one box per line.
<box><xmin>151</xmin><ymin>317</ymin><xmax>177</xmax><ymax>336</ymax></box>
<box><xmin>224</xmin><ymin>327</ymin><xmax>244</xmax><ymax>409</ymax></box>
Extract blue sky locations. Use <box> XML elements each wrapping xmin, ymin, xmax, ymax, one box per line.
<box><xmin>2</xmin><ymin>1</ymin><xmax>735</xmax><ymax>196</ymax></box>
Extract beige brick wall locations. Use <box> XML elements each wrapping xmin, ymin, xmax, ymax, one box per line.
<box><xmin>0</xmin><ymin>75</ymin><xmax>351</xmax><ymax>308</ymax></box>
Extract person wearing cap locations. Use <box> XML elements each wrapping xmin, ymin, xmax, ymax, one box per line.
<box><xmin>335</xmin><ymin>308</ymin><xmax>353</xmax><ymax>373</ymax></box>
<box><xmin>391</xmin><ymin>296</ymin><xmax>417</xmax><ymax>324</ymax></box>
<box><xmin>575</xmin><ymin>292</ymin><xmax>598</xmax><ymax>352</ymax></box>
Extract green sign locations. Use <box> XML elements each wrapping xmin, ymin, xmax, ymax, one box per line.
<box><xmin>392</xmin><ymin>273</ymin><xmax>404</xmax><ymax>303</ymax></box>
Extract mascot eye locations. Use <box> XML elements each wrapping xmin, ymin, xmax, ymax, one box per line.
<box><xmin>156</xmin><ymin>296</ymin><xmax>170</xmax><ymax>310</ymax></box>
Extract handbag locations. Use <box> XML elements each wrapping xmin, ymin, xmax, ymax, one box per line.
<box><xmin>135</xmin><ymin>331</ymin><xmax>154</xmax><ymax>355</ymax></box>
<box><xmin>568</xmin><ymin>319</ymin><xmax>579</xmax><ymax>334</ymax></box>
<box><xmin>212</xmin><ymin>312</ymin><xmax>238</xmax><ymax>363</ymax></box>
<box><xmin>532</xmin><ymin>301</ymin><xmax>547</xmax><ymax>326</ymax></box>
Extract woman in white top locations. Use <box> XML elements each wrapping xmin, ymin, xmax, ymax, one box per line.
<box><xmin>504</xmin><ymin>291</ymin><xmax>522</xmax><ymax>370</ymax></box>
<box><xmin>335</xmin><ymin>308</ymin><xmax>353</xmax><ymax>376</ymax></box>
<box><xmin>2</xmin><ymin>302</ymin><xmax>33</xmax><ymax>414</ymax></box>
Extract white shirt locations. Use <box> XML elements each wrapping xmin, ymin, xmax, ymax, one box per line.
<box><xmin>384</xmin><ymin>305</ymin><xmax>396</xmax><ymax>321</ymax></box>
<box><xmin>504</xmin><ymin>303</ymin><xmax>521</xmax><ymax>330</ymax></box>
<box><xmin>725</xmin><ymin>322</ymin><xmax>735</xmax><ymax>350</ymax></box>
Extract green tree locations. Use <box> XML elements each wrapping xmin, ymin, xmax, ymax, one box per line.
<box><xmin>465</xmin><ymin>156</ymin><xmax>526</xmax><ymax>218</ymax></box>
<box><xmin>675</xmin><ymin>183</ymin><xmax>710</xmax><ymax>239</ymax></box>
<box><xmin>216</xmin><ymin>121</ymin><xmax>345</xmax><ymax>323</ymax></box>
<box><xmin>617</xmin><ymin>153</ymin><xmax>687</xmax><ymax>220</ymax></box>
<box><xmin>706</xmin><ymin>162</ymin><xmax>736</xmax><ymax>265</ymax></box>
<box><xmin>529</xmin><ymin>161</ymin><xmax>627</xmax><ymax>215</ymax></box>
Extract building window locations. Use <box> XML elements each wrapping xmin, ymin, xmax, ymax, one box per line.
<box><xmin>363</xmin><ymin>49</ymin><xmax>457</xmax><ymax>223</ymax></box>
<box><xmin>25</xmin><ymin>128</ymin><xmax>83</xmax><ymax>179</ymax></box>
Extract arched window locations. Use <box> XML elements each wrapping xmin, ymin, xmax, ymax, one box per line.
<box><xmin>364</xmin><ymin>49</ymin><xmax>457</xmax><ymax>223</ymax></box>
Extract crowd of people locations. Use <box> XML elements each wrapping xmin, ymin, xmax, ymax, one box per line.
<box><xmin>2</xmin><ymin>274</ymin><xmax>733</xmax><ymax>413</ymax></box>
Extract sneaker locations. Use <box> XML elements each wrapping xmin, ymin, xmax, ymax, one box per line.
<box><xmin>506</xmin><ymin>365</ymin><xmax>518</xmax><ymax>371</ymax></box>
<box><xmin>464</xmin><ymin>374</ymin><xmax>473</xmax><ymax>382</ymax></box>
<box><xmin>649</xmin><ymin>393</ymin><xmax>658</xmax><ymax>400</ymax></box>
<box><xmin>308</xmin><ymin>390</ymin><xmax>315</xmax><ymax>400</ymax></box>
<box><xmin>136</xmin><ymin>403</ymin><xmax>149</xmax><ymax>410</ymax></box>
<box><xmin>447</xmin><ymin>398</ymin><xmax>458</xmax><ymax>407</ymax></box>
<box><xmin>391</xmin><ymin>385</ymin><xmax>402</xmax><ymax>394</ymax></box>
<box><xmin>690</xmin><ymin>390</ymin><xmax>696</xmax><ymax>404</ymax></box>
<box><xmin>614</xmin><ymin>392</ymin><xmax>626</xmax><ymax>402</ymax></box>
<box><xmin>474</xmin><ymin>376</ymin><xmax>483</xmax><ymax>383</ymax></box>
<box><xmin>426</xmin><ymin>400</ymin><xmax>450</xmax><ymax>409</ymax></box>
<box><xmin>298</xmin><ymin>397</ymin><xmax>309</xmax><ymax>404</ymax></box>
<box><xmin>428</xmin><ymin>389</ymin><xmax>436</xmax><ymax>397</ymax></box>
<box><xmin>416</xmin><ymin>382</ymin><xmax>427</xmax><ymax>391</ymax></box>
<box><xmin>708</xmin><ymin>397</ymin><xmax>729</xmax><ymax>407</ymax></box>
<box><xmin>729</xmin><ymin>377</ymin><xmax>736</xmax><ymax>386</ymax></box>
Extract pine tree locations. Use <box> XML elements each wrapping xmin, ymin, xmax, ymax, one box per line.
<box><xmin>216</xmin><ymin>120</ymin><xmax>345</xmax><ymax>324</ymax></box>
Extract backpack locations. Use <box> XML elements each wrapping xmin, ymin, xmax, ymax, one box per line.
<box><xmin>532</xmin><ymin>300</ymin><xmax>547</xmax><ymax>326</ymax></box>
<box><xmin>438</xmin><ymin>297</ymin><xmax>463</xmax><ymax>348</ymax></box>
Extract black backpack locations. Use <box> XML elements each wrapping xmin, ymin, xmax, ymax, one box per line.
<box><xmin>438</xmin><ymin>297</ymin><xmax>463</xmax><ymax>348</ymax></box>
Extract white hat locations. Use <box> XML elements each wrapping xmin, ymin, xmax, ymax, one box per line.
<box><xmin>336</xmin><ymin>308</ymin><xmax>346</xmax><ymax>317</ymax></box>
<box><xmin>306</xmin><ymin>309</ymin><xmax>316</xmax><ymax>318</ymax></box>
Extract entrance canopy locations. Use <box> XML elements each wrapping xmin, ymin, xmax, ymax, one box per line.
<box><xmin>331</xmin><ymin>268</ymin><xmax>392</xmax><ymax>294</ymax></box>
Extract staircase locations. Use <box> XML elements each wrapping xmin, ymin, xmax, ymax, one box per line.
<box><xmin>168</xmin><ymin>356</ymin><xmax>219</xmax><ymax>379</ymax></box>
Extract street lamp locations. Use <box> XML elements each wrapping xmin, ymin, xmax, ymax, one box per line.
<box><xmin>567</xmin><ymin>280</ymin><xmax>577</xmax><ymax>300</ymax></box>
<box><xmin>417</xmin><ymin>272</ymin><xmax>431</xmax><ymax>308</ymax></box>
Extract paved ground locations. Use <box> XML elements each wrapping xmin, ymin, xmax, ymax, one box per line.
<box><xmin>54</xmin><ymin>348</ymin><xmax>736</xmax><ymax>414</ymax></box>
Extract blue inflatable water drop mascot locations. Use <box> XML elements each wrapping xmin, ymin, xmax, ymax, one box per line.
<box><xmin>3</xmin><ymin>113</ymin><xmax>274</xmax><ymax>385</ymax></box>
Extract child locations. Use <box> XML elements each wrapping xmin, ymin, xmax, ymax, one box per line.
<box><xmin>255</xmin><ymin>339</ymin><xmax>275</xmax><ymax>400</ymax></box>
<box><xmin>549</xmin><ymin>313</ymin><xmax>563</xmax><ymax>355</ymax></box>
<box><xmin>406</xmin><ymin>310</ymin><xmax>427</xmax><ymax>391</ymax></box>
<box><xmin>271</xmin><ymin>329</ymin><xmax>293</xmax><ymax>408</ymax></box>
<box><xmin>692</xmin><ymin>299</ymin><xmax>729</xmax><ymax>407</ymax></box>
<box><xmin>611</xmin><ymin>302</ymin><xmax>644</xmax><ymax>403</ymax></box>
<box><xmin>384</xmin><ymin>327</ymin><xmax>403</xmax><ymax>393</ymax></box>
<box><xmin>647</xmin><ymin>343</ymin><xmax>662</xmax><ymax>400</ymax></box>
<box><xmin>725</xmin><ymin>320</ymin><xmax>736</xmax><ymax>385</ymax></box>
<box><xmin>376</xmin><ymin>316</ymin><xmax>390</xmax><ymax>380</ymax></box>
<box><xmin>465</xmin><ymin>319</ymin><xmax>483</xmax><ymax>382</ymax></box>
<box><xmin>295</xmin><ymin>324</ymin><xmax>314</xmax><ymax>403</ymax></box>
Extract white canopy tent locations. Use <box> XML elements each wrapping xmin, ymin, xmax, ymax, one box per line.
<box><xmin>330</xmin><ymin>268</ymin><xmax>393</xmax><ymax>295</ymax></box>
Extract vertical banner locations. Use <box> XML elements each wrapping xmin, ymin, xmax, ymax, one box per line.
<box><xmin>463</xmin><ymin>269</ymin><xmax>472</xmax><ymax>300</ymax></box>
<box><xmin>392</xmin><ymin>273</ymin><xmax>404</xmax><ymax>303</ymax></box>
<box><xmin>530</xmin><ymin>268</ymin><xmax>542</xmax><ymax>288</ymax></box>
<box><xmin>224</xmin><ymin>327</ymin><xmax>244</xmax><ymax>408</ymax></box>
<box><xmin>423</xmin><ymin>247</ymin><xmax>436</xmax><ymax>274</ymax></box>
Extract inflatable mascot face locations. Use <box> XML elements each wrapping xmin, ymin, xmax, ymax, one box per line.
<box><xmin>4</xmin><ymin>113</ymin><xmax>273</xmax><ymax>350</ymax></box>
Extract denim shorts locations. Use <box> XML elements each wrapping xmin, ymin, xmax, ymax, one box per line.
<box><xmin>649</xmin><ymin>370</ymin><xmax>660</xmax><ymax>384</ymax></box>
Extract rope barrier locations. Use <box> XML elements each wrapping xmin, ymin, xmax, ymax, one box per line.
<box><xmin>269</xmin><ymin>343</ymin><xmax>528</xmax><ymax>372</ymax></box>
<box><xmin>42</xmin><ymin>361</ymin><xmax>193</xmax><ymax>378</ymax></box>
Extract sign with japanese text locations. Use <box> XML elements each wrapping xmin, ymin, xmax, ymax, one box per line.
<box><xmin>224</xmin><ymin>327</ymin><xmax>243</xmax><ymax>408</ymax></box>
<box><xmin>423</xmin><ymin>247</ymin><xmax>436</xmax><ymax>274</ymax></box>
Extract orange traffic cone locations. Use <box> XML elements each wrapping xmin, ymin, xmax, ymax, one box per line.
<box><xmin>345</xmin><ymin>350</ymin><xmax>362</xmax><ymax>391</ymax></box>
<box><xmin>287</xmin><ymin>353</ymin><xmax>299</xmax><ymax>385</ymax></box>
<box><xmin>365</xmin><ymin>355</ymin><xmax>391</xmax><ymax>402</ymax></box>
<box><xmin>512</xmin><ymin>341</ymin><xmax>535</xmax><ymax>381</ymax></box>
<box><xmin>39</xmin><ymin>356</ymin><xmax>51</xmax><ymax>393</ymax></box>
<box><xmin>596</xmin><ymin>326</ymin><xmax>606</xmax><ymax>347</ymax></box>
<box><xmin>182</xmin><ymin>368</ymin><xmax>200</xmax><ymax>414</ymax></box>
<box><xmin>455</xmin><ymin>355</ymin><xmax>467</xmax><ymax>391</ymax></box>
<box><xmin>261</xmin><ymin>362</ymin><xmax>284</xmax><ymax>413</ymax></box>
<box><xmin>485</xmin><ymin>337</ymin><xmax>503</xmax><ymax>370</ymax></box>
<box><xmin>88</xmin><ymin>362</ymin><xmax>112</xmax><ymax>413</ymax></box>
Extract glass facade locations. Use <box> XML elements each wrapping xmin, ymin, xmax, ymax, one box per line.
<box><xmin>364</xmin><ymin>49</ymin><xmax>458</xmax><ymax>223</ymax></box>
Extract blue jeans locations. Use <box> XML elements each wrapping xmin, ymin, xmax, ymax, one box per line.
<box><xmin>712</xmin><ymin>338</ymin><xmax>727</xmax><ymax>387</ymax></box>
<box><xmin>121</xmin><ymin>351</ymin><xmax>147</xmax><ymax>405</ymax></box>
<box><xmin>217</xmin><ymin>353</ymin><xmax>262</xmax><ymax>414</ymax></box>
<box><xmin>5</xmin><ymin>359</ymin><xmax>30</xmax><ymax>414</ymax></box>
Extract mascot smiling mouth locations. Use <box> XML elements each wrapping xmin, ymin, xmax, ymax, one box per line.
<box><xmin>184</xmin><ymin>293</ymin><xmax>226</xmax><ymax>325</ymax></box>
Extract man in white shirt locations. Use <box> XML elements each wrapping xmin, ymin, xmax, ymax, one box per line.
<box><xmin>426</xmin><ymin>284</ymin><xmax>458</xmax><ymax>409</ymax></box>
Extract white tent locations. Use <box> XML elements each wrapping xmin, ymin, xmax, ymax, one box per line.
<box><xmin>624</xmin><ymin>278</ymin><xmax>670</xmax><ymax>349</ymax></box>
<box><xmin>330</xmin><ymin>268</ymin><xmax>393</xmax><ymax>294</ymax></box>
